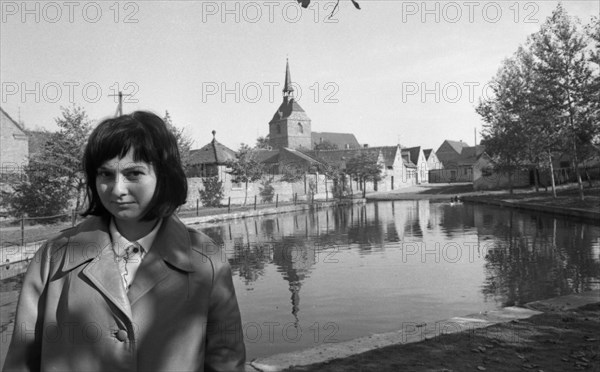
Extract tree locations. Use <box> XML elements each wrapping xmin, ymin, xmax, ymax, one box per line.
<box><xmin>199</xmin><ymin>177</ymin><xmax>224</xmax><ymax>207</ymax></box>
<box><xmin>7</xmin><ymin>105</ymin><xmax>91</xmax><ymax>218</ymax></box>
<box><xmin>225</xmin><ymin>144</ymin><xmax>265</xmax><ymax>205</ymax></box>
<box><xmin>477</xmin><ymin>54</ymin><xmax>531</xmax><ymax>194</ymax></box>
<box><xmin>164</xmin><ymin>111</ymin><xmax>194</xmax><ymax>175</ymax></box>
<box><xmin>314</xmin><ymin>140</ymin><xmax>338</xmax><ymax>150</ymax></box>
<box><xmin>528</xmin><ymin>4</ymin><xmax>598</xmax><ymax>200</ymax></box>
<box><xmin>296</xmin><ymin>0</ymin><xmax>360</xmax><ymax>18</ymax></box>
<box><xmin>255</xmin><ymin>135</ymin><xmax>271</xmax><ymax>149</ymax></box>
<box><xmin>345</xmin><ymin>151</ymin><xmax>382</xmax><ymax>198</ymax></box>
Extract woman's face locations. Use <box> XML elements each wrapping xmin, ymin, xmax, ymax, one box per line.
<box><xmin>96</xmin><ymin>148</ymin><xmax>157</xmax><ymax>224</ymax></box>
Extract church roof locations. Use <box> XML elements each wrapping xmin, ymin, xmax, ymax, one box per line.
<box><xmin>270</xmin><ymin>98</ymin><xmax>308</xmax><ymax>122</ymax></box>
<box><xmin>311</xmin><ymin>132</ymin><xmax>361</xmax><ymax>149</ymax></box>
<box><xmin>189</xmin><ymin>137</ymin><xmax>237</xmax><ymax>165</ymax></box>
<box><xmin>284</xmin><ymin>59</ymin><xmax>294</xmax><ymax>93</ymax></box>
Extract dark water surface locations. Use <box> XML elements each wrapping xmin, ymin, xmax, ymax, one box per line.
<box><xmin>1</xmin><ymin>200</ymin><xmax>598</xmax><ymax>361</ymax></box>
<box><xmin>199</xmin><ymin>200</ymin><xmax>600</xmax><ymax>359</ymax></box>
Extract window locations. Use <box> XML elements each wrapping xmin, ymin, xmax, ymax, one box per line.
<box><xmin>277</xmin><ymin>125</ymin><xmax>281</xmax><ymax>134</ymax></box>
<box><xmin>297</xmin><ymin>123</ymin><xmax>303</xmax><ymax>133</ymax></box>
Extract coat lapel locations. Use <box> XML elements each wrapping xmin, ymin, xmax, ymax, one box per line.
<box><xmin>83</xmin><ymin>247</ymin><xmax>133</xmax><ymax>321</ymax></box>
<box><xmin>62</xmin><ymin>216</ymin><xmax>133</xmax><ymax>322</ymax></box>
<box><xmin>128</xmin><ymin>215</ymin><xmax>195</xmax><ymax>305</ymax></box>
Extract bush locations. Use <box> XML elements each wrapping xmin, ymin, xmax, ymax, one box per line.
<box><xmin>259</xmin><ymin>178</ymin><xmax>275</xmax><ymax>203</ymax></box>
<box><xmin>332</xmin><ymin>177</ymin><xmax>351</xmax><ymax>199</ymax></box>
<box><xmin>6</xmin><ymin>169</ymin><xmax>72</xmax><ymax>223</ymax></box>
<box><xmin>199</xmin><ymin>177</ymin><xmax>224</xmax><ymax>207</ymax></box>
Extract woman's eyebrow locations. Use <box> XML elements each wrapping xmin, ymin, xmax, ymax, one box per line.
<box><xmin>120</xmin><ymin>163</ymin><xmax>151</xmax><ymax>171</ymax></box>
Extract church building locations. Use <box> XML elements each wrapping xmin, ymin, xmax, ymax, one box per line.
<box><xmin>268</xmin><ymin>60</ymin><xmax>313</xmax><ymax>150</ymax></box>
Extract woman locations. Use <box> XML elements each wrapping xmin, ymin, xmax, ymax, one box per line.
<box><xmin>4</xmin><ymin>111</ymin><xmax>246</xmax><ymax>371</ymax></box>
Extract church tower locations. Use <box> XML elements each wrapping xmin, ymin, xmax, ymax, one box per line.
<box><xmin>269</xmin><ymin>60</ymin><xmax>312</xmax><ymax>150</ymax></box>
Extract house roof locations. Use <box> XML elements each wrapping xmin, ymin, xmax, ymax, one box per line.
<box><xmin>311</xmin><ymin>132</ymin><xmax>361</xmax><ymax>149</ymax></box>
<box><xmin>189</xmin><ymin>138</ymin><xmax>237</xmax><ymax>165</ymax></box>
<box><xmin>438</xmin><ymin>140</ymin><xmax>470</xmax><ymax>154</ymax></box>
<box><xmin>0</xmin><ymin>107</ymin><xmax>26</xmax><ymax>133</ymax></box>
<box><xmin>281</xmin><ymin>148</ymin><xmax>322</xmax><ymax>165</ymax></box>
<box><xmin>303</xmin><ymin>146</ymin><xmax>411</xmax><ymax>170</ymax></box>
<box><xmin>252</xmin><ymin>149</ymin><xmax>280</xmax><ymax>164</ymax></box>
<box><xmin>402</xmin><ymin>146</ymin><xmax>422</xmax><ymax>165</ymax></box>
<box><xmin>423</xmin><ymin>149</ymin><xmax>433</xmax><ymax>160</ymax></box>
<box><xmin>439</xmin><ymin>145</ymin><xmax>486</xmax><ymax>167</ymax></box>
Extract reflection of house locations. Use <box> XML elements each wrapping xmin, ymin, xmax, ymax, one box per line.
<box><xmin>430</xmin><ymin>140</ymin><xmax>485</xmax><ymax>183</ymax></box>
<box><xmin>0</xmin><ymin>107</ymin><xmax>28</xmax><ymax>177</ymax></box>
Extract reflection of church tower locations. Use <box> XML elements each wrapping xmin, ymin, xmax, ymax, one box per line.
<box><xmin>269</xmin><ymin>59</ymin><xmax>312</xmax><ymax>150</ymax></box>
<box><xmin>272</xmin><ymin>237</ymin><xmax>316</xmax><ymax>326</ymax></box>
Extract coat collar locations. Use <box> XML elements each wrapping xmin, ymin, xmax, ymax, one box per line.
<box><xmin>62</xmin><ymin>214</ymin><xmax>195</xmax><ymax>273</ymax></box>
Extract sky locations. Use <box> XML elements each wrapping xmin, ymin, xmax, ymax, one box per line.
<box><xmin>1</xmin><ymin>0</ymin><xmax>598</xmax><ymax>152</ymax></box>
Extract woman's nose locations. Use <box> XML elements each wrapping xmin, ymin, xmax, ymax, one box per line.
<box><xmin>111</xmin><ymin>174</ymin><xmax>128</xmax><ymax>196</ymax></box>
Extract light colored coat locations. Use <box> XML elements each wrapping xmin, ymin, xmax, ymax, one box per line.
<box><xmin>3</xmin><ymin>215</ymin><xmax>246</xmax><ymax>372</ymax></box>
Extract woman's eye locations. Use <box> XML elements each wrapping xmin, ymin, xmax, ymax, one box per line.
<box><xmin>97</xmin><ymin>170</ymin><xmax>113</xmax><ymax>178</ymax></box>
<box><xmin>125</xmin><ymin>171</ymin><xmax>144</xmax><ymax>180</ymax></box>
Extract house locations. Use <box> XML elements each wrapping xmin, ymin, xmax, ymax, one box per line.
<box><xmin>187</xmin><ymin>60</ymin><xmax>423</xmax><ymax>205</ymax></box>
<box><xmin>402</xmin><ymin>146</ymin><xmax>428</xmax><ymax>184</ymax></box>
<box><xmin>187</xmin><ymin>130</ymin><xmax>237</xmax><ymax>178</ymax></box>
<box><xmin>423</xmin><ymin>149</ymin><xmax>442</xmax><ymax>171</ymax></box>
<box><xmin>0</xmin><ymin>107</ymin><xmax>28</xmax><ymax>178</ymax></box>
<box><xmin>473</xmin><ymin>153</ymin><xmax>530</xmax><ymax>190</ymax></box>
<box><xmin>305</xmin><ymin>145</ymin><xmax>417</xmax><ymax>192</ymax></box>
<box><xmin>430</xmin><ymin>140</ymin><xmax>485</xmax><ymax>182</ymax></box>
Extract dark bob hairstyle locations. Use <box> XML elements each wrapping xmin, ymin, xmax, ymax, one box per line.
<box><xmin>82</xmin><ymin>111</ymin><xmax>187</xmax><ymax>220</ymax></box>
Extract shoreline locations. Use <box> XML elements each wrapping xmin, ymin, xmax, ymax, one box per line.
<box><xmin>461</xmin><ymin>195</ymin><xmax>599</xmax><ymax>222</ymax></box>
<box><xmin>0</xmin><ymin>199</ymin><xmax>367</xmax><ymax>275</ymax></box>
<box><xmin>247</xmin><ymin>290</ymin><xmax>600</xmax><ymax>372</ymax></box>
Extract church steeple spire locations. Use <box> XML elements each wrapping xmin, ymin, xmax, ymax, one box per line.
<box><xmin>283</xmin><ymin>58</ymin><xmax>294</xmax><ymax>100</ymax></box>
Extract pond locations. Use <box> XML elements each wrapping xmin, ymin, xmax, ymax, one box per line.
<box><xmin>1</xmin><ymin>200</ymin><xmax>599</xmax><ymax>362</ymax></box>
<box><xmin>199</xmin><ymin>200</ymin><xmax>600</xmax><ymax>359</ymax></box>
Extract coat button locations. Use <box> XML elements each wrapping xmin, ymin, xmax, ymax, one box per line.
<box><xmin>116</xmin><ymin>329</ymin><xmax>128</xmax><ymax>342</ymax></box>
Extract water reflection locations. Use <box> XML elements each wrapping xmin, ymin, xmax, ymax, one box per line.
<box><xmin>196</xmin><ymin>200</ymin><xmax>599</xmax><ymax>358</ymax></box>
<box><xmin>477</xmin><ymin>209</ymin><xmax>600</xmax><ymax>306</ymax></box>
<box><xmin>4</xmin><ymin>201</ymin><xmax>596</xmax><ymax>362</ymax></box>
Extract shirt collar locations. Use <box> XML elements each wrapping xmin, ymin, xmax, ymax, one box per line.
<box><xmin>109</xmin><ymin>218</ymin><xmax>163</xmax><ymax>255</ymax></box>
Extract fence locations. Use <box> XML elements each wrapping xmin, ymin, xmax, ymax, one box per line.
<box><xmin>0</xmin><ymin>210</ymin><xmax>80</xmax><ymax>247</ymax></box>
<box><xmin>1</xmin><ymin>192</ymin><xmax>358</xmax><ymax>249</ymax></box>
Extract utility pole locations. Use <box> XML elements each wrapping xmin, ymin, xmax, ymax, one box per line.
<box><xmin>108</xmin><ymin>91</ymin><xmax>131</xmax><ymax>117</ymax></box>
<box><xmin>474</xmin><ymin>127</ymin><xmax>477</xmax><ymax>146</ymax></box>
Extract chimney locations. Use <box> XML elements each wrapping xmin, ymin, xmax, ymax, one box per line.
<box><xmin>363</xmin><ymin>144</ymin><xmax>369</xmax><ymax>148</ymax></box>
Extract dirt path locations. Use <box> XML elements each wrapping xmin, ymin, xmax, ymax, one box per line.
<box><xmin>283</xmin><ymin>302</ymin><xmax>600</xmax><ymax>372</ymax></box>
